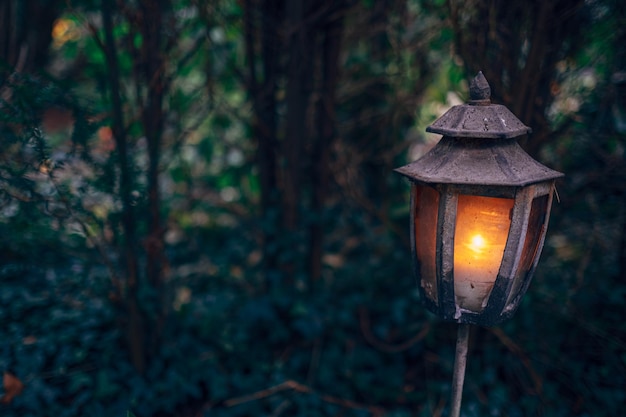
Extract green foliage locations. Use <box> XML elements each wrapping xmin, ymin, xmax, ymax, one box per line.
<box><xmin>1</xmin><ymin>0</ymin><xmax>625</xmax><ymax>416</ymax></box>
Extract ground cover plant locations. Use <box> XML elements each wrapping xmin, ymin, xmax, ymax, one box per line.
<box><xmin>1</xmin><ymin>0</ymin><xmax>625</xmax><ymax>416</ymax></box>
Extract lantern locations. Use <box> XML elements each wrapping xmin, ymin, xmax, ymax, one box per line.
<box><xmin>395</xmin><ymin>72</ymin><xmax>563</xmax><ymax>326</ymax></box>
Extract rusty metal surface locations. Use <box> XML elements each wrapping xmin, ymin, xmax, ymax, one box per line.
<box><xmin>425</xmin><ymin>72</ymin><xmax>532</xmax><ymax>139</ymax></box>
<box><xmin>425</xmin><ymin>105</ymin><xmax>531</xmax><ymax>138</ymax></box>
<box><xmin>412</xmin><ymin>181</ymin><xmax>556</xmax><ymax>326</ymax></box>
<box><xmin>395</xmin><ymin>72</ymin><xmax>563</xmax><ymax>187</ymax></box>
<box><xmin>396</xmin><ymin>72</ymin><xmax>565</xmax><ymax>326</ymax></box>
<box><xmin>394</xmin><ymin>136</ymin><xmax>563</xmax><ymax>186</ymax></box>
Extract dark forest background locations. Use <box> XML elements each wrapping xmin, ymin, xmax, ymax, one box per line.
<box><xmin>0</xmin><ymin>0</ymin><xmax>625</xmax><ymax>416</ymax></box>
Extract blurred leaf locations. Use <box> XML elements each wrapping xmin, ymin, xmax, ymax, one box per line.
<box><xmin>1</xmin><ymin>372</ymin><xmax>24</xmax><ymax>404</ymax></box>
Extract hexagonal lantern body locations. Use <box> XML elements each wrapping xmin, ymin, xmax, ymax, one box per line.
<box><xmin>395</xmin><ymin>72</ymin><xmax>563</xmax><ymax>326</ymax></box>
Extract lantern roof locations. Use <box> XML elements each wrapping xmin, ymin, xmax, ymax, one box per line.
<box><xmin>395</xmin><ymin>72</ymin><xmax>564</xmax><ymax>187</ymax></box>
<box><xmin>395</xmin><ymin>136</ymin><xmax>563</xmax><ymax>186</ymax></box>
<box><xmin>426</xmin><ymin>72</ymin><xmax>532</xmax><ymax>139</ymax></box>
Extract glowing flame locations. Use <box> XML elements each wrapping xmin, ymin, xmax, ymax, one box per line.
<box><xmin>468</xmin><ymin>234</ymin><xmax>486</xmax><ymax>254</ymax></box>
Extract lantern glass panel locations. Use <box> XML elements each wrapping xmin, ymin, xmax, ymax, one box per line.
<box><xmin>454</xmin><ymin>195</ymin><xmax>514</xmax><ymax>312</ymax></box>
<box><xmin>505</xmin><ymin>194</ymin><xmax>549</xmax><ymax>307</ymax></box>
<box><xmin>413</xmin><ymin>184</ymin><xmax>439</xmax><ymax>304</ymax></box>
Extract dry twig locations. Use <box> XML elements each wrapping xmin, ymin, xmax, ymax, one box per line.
<box><xmin>489</xmin><ymin>327</ymin><xmax>543</xmax><ymax>395</ymax></box>
<box><xmin>359</xmin><ymin>307</ymin><xmax>430</xmax><ymax>353</ymax></box>
<box><xmin>223</xmin><ymin>379</ymin><xmax>385</xmax><ymax>416</ymax></box>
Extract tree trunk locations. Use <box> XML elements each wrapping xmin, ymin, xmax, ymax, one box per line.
<box><xmin>309</xmin><ymin>2</ymin><xmax>345</xmax><ymax>283</ymax></box>
<box><xmin>139</xmin><ymin>0</ymin><xmax>168</xmax><ymax>349</ymax></box>
<box><xmin>102</xmin><ymin>0</ymin><xmax>146</xmax><ymax>373</ymax></box>
<box><xmin>243</xmin><ymin>0</ymin><xmax>282</xmax><ymax>274</ymax></box>
<box><xmin>283</xmin><ymin>0</ymin><xmax>313</xmax><ymax>233</ymax></box>
<box><xmin>0</xmin><ymin>0</ymin><xmax>60</xmax><ymax>72</ymax></box>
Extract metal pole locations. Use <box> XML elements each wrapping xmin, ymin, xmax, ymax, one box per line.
<box><xmin>450</xmin><ymin>323</ymin><xmax>471</xmax><ymax>417</ymax></box>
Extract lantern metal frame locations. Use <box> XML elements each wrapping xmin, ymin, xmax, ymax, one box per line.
<box><xmin>395</xmin><ymin>72</ymin><xmax>563</xmax><ymax>327</ymax></box>
<box><xmin>395</xmin><ymin>72</ymin><xmax>564</xmax><ymax>417</ymax></box>
<box><xmin>407</xmin><ymin>179</ymin><xmax>556</xmax><ymax>325</ymax></box>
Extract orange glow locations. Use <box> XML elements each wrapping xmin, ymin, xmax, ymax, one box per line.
<box><xmin>413</xmin><ymin>184</ymin><xmax>440</xmax><ymax>303</ymax></box>
<box><xmin>454</xmin><ymin>195</ymin><xmax>514</xmax><ymax>312</ymax></box>
<box><xmin>52</xmin><ymin>18</ymin><xmax>80</xmax><ymax>48</ymax></box>
<box><xmin>96</xmin><ymin>126</ymin><xmax>116</xmax><ymax>154</ymax></box>
<box><xmin>468</xmin><ymin>234</ymin><xmax>486</xmax><ymax>254</ymax></box>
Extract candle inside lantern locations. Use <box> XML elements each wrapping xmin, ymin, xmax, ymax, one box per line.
<box><xmin>454</xmin><ymin>195</ymin><xmax>514</xmax><ymax>311</ymax></box>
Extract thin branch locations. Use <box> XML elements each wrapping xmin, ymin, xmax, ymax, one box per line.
<box><xmin>172</xmin><ymin>33</ymin><xmax>207</xmax><ymax>81</ymax></box>
<box><xmin>242</xmin><ymin>0</ymin><xmax>258</xmax><ymax>93</ymax></box>
<box><xmin>224</xmin><ymin>380</ymin><xmax>296</xmax><ymax>407</ymax></box>
<box><xmin>359</xmin><ymin>307</ymin><xmax>430</xmax><ymax>353</ymax></box>
<box><xmin>489</xmin><ymin>327</ymin><xmax>543</xmax><ymax>395</ymax></box>
<box><xmin>223</xmin><ymin>379</ymin><xmax>385</xmax><ymax>416</ymax></box>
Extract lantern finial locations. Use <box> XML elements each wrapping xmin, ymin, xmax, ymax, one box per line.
<box><xmin>469</xmin><ymin>71</ymin><xmax>491</xmax><ymax>104</ymax></box>
<box><xmin>424</xmin><ymin>70</ymin><xmax>530</xmax><ymax>138</ymax></box>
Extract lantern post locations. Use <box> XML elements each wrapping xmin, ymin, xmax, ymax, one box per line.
<box><xmin>395</xmin><ymin>72</ymin><xmax>563</xmax><ymax>416</ymax></box>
